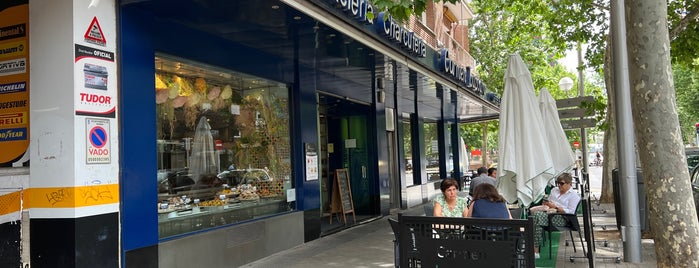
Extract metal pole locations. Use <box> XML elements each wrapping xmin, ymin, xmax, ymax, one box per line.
<box><xmin>611</xmin><ymin>0</ymin><xmax>642</xmax><ymax>262</ymax></box>
<box><xmin>577</xmin><ymin>44</ymin><xmax>588</xmax><ymax>175</ymax></box>
<box><xmin>482</xmin><ymin>121</ymin><xmax>487</xmax><ymax>167</ymax></box>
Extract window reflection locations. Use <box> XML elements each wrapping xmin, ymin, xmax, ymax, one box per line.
<box><xmin>154</xmin><ymin>55</ymin><xmax>293</xmax><ymax>237</ymax></box>
<box><xmin>424</xmin><ymin>121</ymin><xmax>440</xmax><ymax>181</ymax></box>
<box><xmin>402</xmin><ymin>120</ymin><xmax>413</xmax><ymax>187</ymax></box>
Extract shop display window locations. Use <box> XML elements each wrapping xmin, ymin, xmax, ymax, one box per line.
<box><xmin>154</xmin><ymin>54</ymin><xmax>293</xmax><ymax>238</ymax></box>
<box><xmin>402</xmin><ymin>119</ymin><xmax>414</xmax><ymax>187</ymax></box>
<box><xmin>424</xmin><ymin>121</ymin><xmax>440</xmax><ymax>181</ymax></box>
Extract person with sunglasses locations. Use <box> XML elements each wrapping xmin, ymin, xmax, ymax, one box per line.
<box><xmin>532</xmin><ymin>172</ymin><xmax>580</xmax><ymax>259</ymax></box>
<box><xmin>544</xmin><ymin>173</ymin><xmax>580</xmax><ymax>214</ymax></box>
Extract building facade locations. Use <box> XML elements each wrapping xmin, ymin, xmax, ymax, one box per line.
<box><xmin>0</xmin><ymin>0</ymin><xmax>498</xmax><ymax>267</ymax></box>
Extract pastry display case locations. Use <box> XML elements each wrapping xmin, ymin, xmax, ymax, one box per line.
<box><xmin>154</xmin><ymin>54</ymin><xmax>293</xmax><ymax>238</ymax></box>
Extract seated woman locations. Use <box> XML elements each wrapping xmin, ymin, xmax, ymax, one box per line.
<box><xmin>433</xmin><ymin>178</ymin><xmax>468</xmax><ymax>217</ymax></box>
<box><xmin>532</xmin><ymin>172</ymin><xmax>581</xmax><ymax>259</ymax></box>
<box><xmin>466</xmin><ymin>183</ymin><xmax>512</xmax><ymax>219</ymax></box>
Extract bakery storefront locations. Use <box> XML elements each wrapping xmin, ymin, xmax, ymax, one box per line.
<box><xmin>120</xmin><ymin>1</ymin><xmax>498</xmax><ymax>266</ymax></box>
<box><xmin>0</xmin><ymin>0</ymin><xmax>498</xmax><ymax>267</ymax></box>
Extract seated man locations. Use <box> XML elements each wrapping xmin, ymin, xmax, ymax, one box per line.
<box><xmin>469</xmin><ymin>166</ymin><xmax>496</xmax><ymax>196</ymax></box>
<box><xmin>488</xmin><ymin>167</ymin><xmax>497</xmax><ymax>178</ymax></box>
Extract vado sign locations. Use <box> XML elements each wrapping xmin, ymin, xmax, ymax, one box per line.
<box><xmin>86</xmin><ymin>118</ymin><xmax>111</xmax><ymax>164</ymax></box>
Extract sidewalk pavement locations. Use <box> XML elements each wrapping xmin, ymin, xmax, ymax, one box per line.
<box><xmin>243</xmin><ymin>202</ymin><xmax>658</xmax><ymax>268</ymax></box>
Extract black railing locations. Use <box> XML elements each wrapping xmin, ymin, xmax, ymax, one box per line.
<box><xmin>395</xmin><ymin>214</ymin><xmax>535</xmax><ymax>268</ymax></box>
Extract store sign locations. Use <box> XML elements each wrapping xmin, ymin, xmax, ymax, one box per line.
<box><xmin>0</xmin><ymin>1</ymin><xmax>29</xmax><ymax>166</ymax></box>
<box><xmin>330</xmin><ymin>0</ymin><xmax>426</xmax><ymax>57</ymax></box>
<box><xmin>375</xmin><ymin>12</ymin><xmax>427</xmax><ymax>57</ymax></box>
<box><xmin>0</xmin><ymin>82</ymin><xmax>26</xmax><ymax>94</ymax></box>
<box><xmin>0</xmin><ymin>112</ymin><xmax>26</xmax><ymax>127</ymax></box>
<box><xmin>329</xmin><ymin>0</ymin><xmax>492</xmax><ymax>95</ymax></box>
<box><xmin>0</xmin><ymin>58</ymin><xmax>26</xmax><ymax>76</ymax></box>
<box><xmin>0</xmin><ymin>40</ymin><xmax>26</xmax><ymax>59</ymax></box>
<box><xmin>0</xmin><ymin>23</ymin><xmax>26</xmax><ymax>41</ymax></box>
<box><xmin>439</xmin><ymin>49</ymin><xmax>485</xmax><ymax>96</ymax></box>
<box><xmin>333</xmin><ymin>0</ymin><xmax>374</xmax><ymax>24</ymax></box>
<box><xmin>0</xmin><ymin>127</ymin><xmax>25</xmax><ymax>142</ymax></box>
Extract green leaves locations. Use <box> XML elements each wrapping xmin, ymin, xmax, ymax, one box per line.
<box><xmin>668</xmin><ymin>0</ymin><xmax>699</xmax><ymax>65</ymax></box>
<box><xmin>371</xmin><ymin>0</ymin><xmax>459</xmax><ymax>21</ymax></box>
<box><xmin>674</xmin><ymin>63</ymin><xmax>699</xmax><ymax>143</ymax></box>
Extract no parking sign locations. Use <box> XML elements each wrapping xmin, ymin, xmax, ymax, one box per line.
<box><xmin>86</xmin><ymin>118</ymin><xmax>110</xmax><ymax>164</ymax></box>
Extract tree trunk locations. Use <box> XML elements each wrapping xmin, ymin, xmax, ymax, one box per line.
<box><xmin>600</xmin><ymin>38</ymin><xmax>617</xmax><ymax>203</ymax></box>
<box><xmin>626</xmin><ymin>0</ymin><xmax>699</xmax><ymax>266</ymax></box>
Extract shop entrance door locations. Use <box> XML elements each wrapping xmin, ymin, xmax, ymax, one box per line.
<box><xmin>318</xmin><ymin>94</ymin><xmax>374</xmax><ymax>233</ymax></box>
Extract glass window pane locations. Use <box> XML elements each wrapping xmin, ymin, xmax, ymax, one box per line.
<box><xmin>424</xmin><ymin>122</ymin><xmax>440</xmax><ymax>181</ymax></box>
<box><xmin>402</xmin><ymin>120</ymin><xmax>413</xmax><ymax>187</ymax></box>
<box><xmin>154</xmin><ymin>54</ymin><xmax>293</xmax><ymax>238</ymax></box>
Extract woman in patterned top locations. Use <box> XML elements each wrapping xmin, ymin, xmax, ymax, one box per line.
<box><xmin>433</xmin><ymin>178</ymin><xmax>468</xmax><ymax>217</ymax></box>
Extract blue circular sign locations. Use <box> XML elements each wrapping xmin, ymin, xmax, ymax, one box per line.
<box><xmin>89</xmin><ymin>126</ymin><xmax>107</xmax><ymax>148</ymax></box>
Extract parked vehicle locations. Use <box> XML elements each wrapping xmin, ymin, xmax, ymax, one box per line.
<box><xmin>686</xmin><ymin>147</ymin><xmax>699</xmax><ymax>218</ymax></box>
<box><xmin>687</xmin><ymin>147</ymin><xmax>699</xmax><ymax>176</ymax></box>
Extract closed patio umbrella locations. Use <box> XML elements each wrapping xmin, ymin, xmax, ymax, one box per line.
<box><xmin>496</xmin><ymin>54</ymin><xmax>554</xmax><ymax>206</ymax></box>
<box><xmin>538</xmin><ymin>88</ymin><xmax>576</xmax><ymax>176</ymax></box>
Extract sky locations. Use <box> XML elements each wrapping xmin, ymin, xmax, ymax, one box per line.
<box><xmin>558</xmin><ymin>45</ymin><xmax>587</xmax><ymax>73</ymax></box>
<box><xmin>557</xmin><ymin>44</ymin><xmax>603</xmax><ymax>89</ymax></box>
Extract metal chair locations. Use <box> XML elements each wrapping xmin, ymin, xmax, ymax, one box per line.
<box><xmin>541</xmin><ymin>200</ymin><xmax>585</xmax><ymax>259</ymax></box>
<box><xmin>509</xmin><ymin>207</ymin><xmax>523</xmax><ymax>219</ymax></box>
<box><xmin>388</xmin><ymin>218</ymin><xmax>400</xmax><ymax>267</ymax></box>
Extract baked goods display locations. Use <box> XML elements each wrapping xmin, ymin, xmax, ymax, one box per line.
<box><xmin>258</xmin><ymin>188</ymin><xmax>277</xmax><ymax>198</ymax></box>
<box><xmin>218</xmin><ymin>188</ymin><xmax>232</xmax><ymax>195</ymax></box>
<box><xmin>200</xmin><ymin>199</ymin><xmax>227</xmax><ymax>206</ymax></box>
<box><xmin>158</xmin><ymin>195</ymin><xmax>191</xmax><ymax>213</ymax></box>
<box><xmin>158</xmin><ymin>170</ymin><xmax>286</xmax><ymax>218</ymax></box>
<box><xmin>238</xmin><ymin>189</ymin><xmax>260</xmax><ymax>201</ymax></box>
